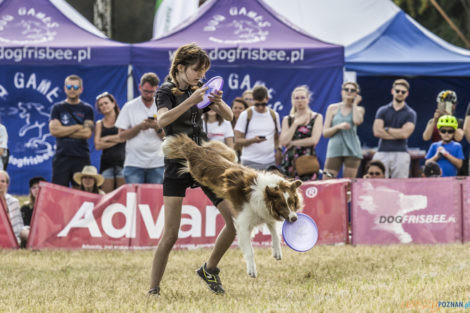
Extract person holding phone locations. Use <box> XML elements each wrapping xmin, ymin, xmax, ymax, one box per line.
<box><xmin>322</xmin><ymin>82</ymin><xmax>364</xmax><ymax>179</ymax></box>
<box><xmin>423</xmin><ymin>90</ymin><xmax>463</xmax><ymax>143</ymax></box>
<box><xmin>234</xmin><ymin>85</ymin><xmax>281</xmax><ymax>170</ymax></box>
<box><xmin>115</xmin><ymin>72</ymin><xmax>165</xmax><ymax>184</ymax></box>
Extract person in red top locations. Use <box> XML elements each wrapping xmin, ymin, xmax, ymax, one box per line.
<box><xmin>422</xmin><ymin>90</ymin><xmax>463</xmax><ymax>143</ymax></box>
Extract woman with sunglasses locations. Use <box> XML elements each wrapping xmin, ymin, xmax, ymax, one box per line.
<box><xmin>279</xmin><ymin>85</ymin><xmax>323</xmax><ymax>180</ymax></box>
<box><xmin>94</xmin><ymin>92</ymin><xmax>125</xmax><ymax>193</ymax></box>
<box><xmin>425</xmin><ymin>115</ymin><xmax>463</xmax><ymax>177</ymax></box>
<box><xmin>322</xmin><ymin>82</ymin><xmax>364</xmax><ymax>179</ymax></box>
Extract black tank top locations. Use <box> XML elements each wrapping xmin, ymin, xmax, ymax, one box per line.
<box><xmin>156</xmin><ymin>81</ymin><xmax>210</xmax><ymax>179</ymax></box>
<box><xmin>99</xmin><ymin>124</ymin><xmax>125</xmax><ymax>172</ymax></box>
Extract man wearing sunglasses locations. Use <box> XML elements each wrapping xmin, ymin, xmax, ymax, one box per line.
<box><xmin>372</xmin><ymin>79</ymin><xmax>417</xmax><ymax>178</ymax></box>
<box><xmin>425</xmin><ymin>115</ymin><xmax>463</xmax><ymax>177</ymax></box>
<box><xmin>234</xmin><ymin>85</ymin><xmax>281</xmax><ymax>170</ymax></box>
<box><xmin>49</xmin><ymin>75</ymin><xmax>94</xmax><ymax>187</ymax></box>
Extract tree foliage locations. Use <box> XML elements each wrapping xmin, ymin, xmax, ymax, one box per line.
<box><xmin>393</xmin><ymin>0</ymin><xmax>470</xmax><ymax>48</ymax></box>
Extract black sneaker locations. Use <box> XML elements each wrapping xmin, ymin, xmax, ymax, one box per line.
<box><xmin>196</xmin><ymin>263</ymin><xmax>225</xmax><ymax>294</ymax></box>
<box><xmin>148</xmin><ymin>287</ymin><xmax>160</xmax><ymax>296</ymax></box>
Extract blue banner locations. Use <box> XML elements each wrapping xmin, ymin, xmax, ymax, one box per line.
<box><xmin>0</xmin><ymin>65</ymin><xmax>128</xmax><ymax>194</ymax></box>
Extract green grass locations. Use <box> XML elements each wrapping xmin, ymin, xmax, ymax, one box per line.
<box><xmin>1</xmin><ymin>244</ymin><xmax>470</xmax><ymax>312</ymax></box>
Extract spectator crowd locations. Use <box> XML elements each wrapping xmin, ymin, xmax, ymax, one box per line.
<box><xmin>1</xmin><ymin>72</ymin><xmax>468</xmax><ymax>247</ymax></box>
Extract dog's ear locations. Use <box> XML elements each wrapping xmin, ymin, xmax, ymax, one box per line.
<box><xmin>265</xmin><ymin>185</ymin><xmax>280</xmax><ymax>197</ymax></box>
<box><xmin>290</xmin><ymin>180</ymin><xmax>302</xmax><ymax>190</ymax></box>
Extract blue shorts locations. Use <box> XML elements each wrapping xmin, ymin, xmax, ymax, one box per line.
<box><xmin>123</xmin><ymin>166</ymin><xmax>164</xmax><ymax>184</ymax></box>
<box><xmin>101</xmin><ymin>166</ymin><xmax>124</xmax><ymax>179</ymax></box>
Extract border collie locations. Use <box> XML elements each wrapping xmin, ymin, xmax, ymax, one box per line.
<box><xmin>162</xmin><ymin>134</ymin><xmax>304</xmax><ymax>278</ymax></box>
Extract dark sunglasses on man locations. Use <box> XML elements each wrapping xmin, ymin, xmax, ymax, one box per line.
<box><xmin>66</xmin><ymin>84</ymin><xmax>80</xmax><ymax>90</ymax></box>
<box><xmin>254</xmin><ymin>102</ymin><xmax>267</xmax><ymax>107</ymax></box>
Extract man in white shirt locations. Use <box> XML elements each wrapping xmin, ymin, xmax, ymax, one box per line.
<box><xmin>234</xmin><ymin>85</ymin><xmax>281</xmax><ymax>170</ymax></box>
<box><xmin>115</xmin><ymin>73</ymin><xmax>165</xmax><ymax>183</ymax></box>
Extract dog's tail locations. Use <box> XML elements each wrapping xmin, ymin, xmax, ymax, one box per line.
<box><xmin>202</xmin><ymin>140</ymin><xmax>238</xmax><ymax>163</ymax></box>
<box><xmin>161</xmin><ymin>133</ymin><xmax>197</xmax><ymax>160</ymax></box>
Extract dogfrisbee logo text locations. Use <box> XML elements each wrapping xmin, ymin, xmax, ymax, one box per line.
<box><xmin>0</xmin><ymin>72</ymin><xmax>58</xmax><ymax>168</ymax></box>
<box><xmin>204</xmin><ymin>6</ymin><xmax>271</xmax><ymax>44</ymax></box>
<box><xmin>0</xmin><ymin>7</ymin><xmax>58</xmax><ymax>44</ymax></box>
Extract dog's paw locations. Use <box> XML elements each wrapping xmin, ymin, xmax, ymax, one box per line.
<box><xmin>248</xmin><ymin>269</ymin><xmax>257</xmax><ymax>278</ymax></box>
<box><xmin>273</xmin><ymin>249</ymin><xmax>282</xmax><ymax>260</ymax></box>
<box><xmin>247</xmin><ymin>264</ymin><xmax>257</xmax><ymax>278</ymax></box>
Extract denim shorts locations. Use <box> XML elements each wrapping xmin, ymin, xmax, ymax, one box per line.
<box><xmin>123</xmin><ymin>166</ymin><xmax>164</xmax><ymax>184</ymax></box>
<box><xmin>101</xmin><ymin>166</ymin><xmax>124</xmax><ymax>179</ymax></box>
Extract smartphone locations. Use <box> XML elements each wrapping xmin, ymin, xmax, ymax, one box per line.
<box><xmin>148</xmin><ymin>116</ymin><xmax>155</xmax><ymax>120</ymax></box>
<box><xmin>258</xmin><ymin>136</ymin><xmax>266</xmax><ymax>139</ymax></box>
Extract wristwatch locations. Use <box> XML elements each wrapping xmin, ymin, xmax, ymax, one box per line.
<box><xmin>385</xmin><ymin>127</ymin><xmax>389</xmax><ymax>133</ymax></box>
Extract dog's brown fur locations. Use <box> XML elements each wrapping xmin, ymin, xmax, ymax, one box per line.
<box><xmin>162</xmin><ymin>133</ymin><xmax>304</xmax><ymax>277</ymax></box>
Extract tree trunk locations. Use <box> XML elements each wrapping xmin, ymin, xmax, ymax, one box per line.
<box><xmin>93</xmin><ymin>0</ymin><xmax>112</xmax><ymax>37</ymax></box>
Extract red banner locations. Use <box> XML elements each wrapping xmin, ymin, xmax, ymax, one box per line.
<box><xmin>351</xmin><ymin>178</ymin><xmax>462</xmax><ymax>245</ymax></box>
<box><xmin>300</xmin><ymin>179</ymin><xmax>349</xmax><ymax>245</ymax></box>
<box><xmin>28</xmin><ymin>180</ymin><xmax>348</xmax><ymax>250</ymax></box>
<box><xmin>462</xmin><ymin>178</ymin><xmax>470</xmax><ymax>242</ymax></box>
<box><xmin>0</xmin><ymin>199</ymin><xmax>19</xmax><ymax>248</ymax></box>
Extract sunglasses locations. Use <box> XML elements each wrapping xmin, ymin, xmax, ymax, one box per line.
<box><xmin>439</xmin><ymin>129</ymin><xmax>455</xmax><ymax>134</ymax></box>
<box><xmin>141</xmin><ymin>89</ymin><xmax>157</xmax><ymax>95</ymax></box>
<box><xmin>394</xmin><ymin>89</ymin><xmax>407</xmax><ymax>95</ymax></box>
<box><xmin>367</xmin><ymin>171</ymin><xmax>382</xmax><ymax>176</ymax></box>
<box><xmin>254</xmin><ymin>102</ymin><xmax>267</xmax><ymax>107</ymax></box>
<box><xmin>343</xmin><ymin>88</ymin><xmax>357</xmax><ymax>93</ymax></box>
<box><xmin>96</xmin><ymin>91</ymin><xmax>110</xmax><ymax>100</ymax></box>
<box><xmin>66</xmin><ymin>84</ymin><xmax>80</xmax><ymax>90</ymax></box>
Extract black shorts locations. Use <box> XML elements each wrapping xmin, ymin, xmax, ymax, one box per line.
<box><xmin>52</xmin><ymin>155</ymin><xmax>90</xmax><ymax>187</ymax></box>
<box><xmin>163</xmin><ymin>159</ymin><xmax>223</xmax><ymax>206</ymax></box>
<box><xmin>163</xmin><ymin>176</ymin><xmax>223</xmax><ymax>207</ymax></box>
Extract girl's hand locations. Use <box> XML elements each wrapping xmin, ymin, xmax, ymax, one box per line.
<box><xmin>208</xmin><ymin>90</ymin><xmax>223</xmax><ymax>106</ymax></box>
<box><xmin>188</xmin><ymin>86</ymin><xmax>209</xmax><ymax>106</ymax></box>
<box><xmin>354</xmin><ymin>94</ymin><xmax>362</xmax><ymax>104</ymax></box>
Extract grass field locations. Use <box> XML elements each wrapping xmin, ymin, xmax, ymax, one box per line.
<box><xmin>1</xmin><ymin>243</ymin><xmax>470</xmax><ymax>313</ymax></box>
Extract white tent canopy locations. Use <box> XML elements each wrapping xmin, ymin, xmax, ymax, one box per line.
<box><xmin>264</xmin><ymin>0</ymin><xmax>400</xmax><ymax>47</ymax></box>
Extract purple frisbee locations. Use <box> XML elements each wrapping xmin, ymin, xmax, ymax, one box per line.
<box><xmin>282</xmin><ymin>213</ymin><xmax>318</xmax><ymax>252</ymax></box>
<box><xmin>197</xmin><ymin>76</ymin><xmax>224</xmax><ymax>109</ymax></box>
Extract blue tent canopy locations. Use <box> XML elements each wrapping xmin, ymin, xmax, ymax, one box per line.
<box><xmin>346</xmin><ymin>11</ymin><xmax>470</xmax><ymax>76</ymax></box>
<box><xmin>0</xmin><ymin>0</ymin><xmax>131</xmax><ymax>194</ymax></box>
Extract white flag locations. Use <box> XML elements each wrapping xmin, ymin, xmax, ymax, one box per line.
<box><xmin>152</xmin><ymin>0</ymin><xmax>199</xmax><ymax>38</ymax></box>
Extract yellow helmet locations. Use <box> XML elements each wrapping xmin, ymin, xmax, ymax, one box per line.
<box><xmin>437</xmin><ymin>115</ymin><xmax>458</xmax><ymax>130</ymax></box>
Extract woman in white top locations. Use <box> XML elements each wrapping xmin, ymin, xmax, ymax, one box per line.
<box><xmin>203</xmin><ymin>109</ymin><xmax>235</xmax><ymax>149</ymax></box>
